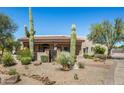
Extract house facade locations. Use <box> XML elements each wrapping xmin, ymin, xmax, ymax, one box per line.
<box><xmin>19</xmin><ymin>35</ymin><xmax>84</xmax><ymax>62</ymax></box>
<box><xmin>81</xmin><ymin>37</ymin><xmax>108</xmax><ymax>55</ymax></box>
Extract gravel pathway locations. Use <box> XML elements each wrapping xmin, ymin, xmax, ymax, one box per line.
<box><xmin>0</xmin><ymin>58</ymin><xmax>113</xmax><ymax>85</ymax></box>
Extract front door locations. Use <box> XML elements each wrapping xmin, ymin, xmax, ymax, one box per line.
<box><xmin>49</xmin><ymin>49</ymin><xmax>57</xmax><ymax>62</ymax></box>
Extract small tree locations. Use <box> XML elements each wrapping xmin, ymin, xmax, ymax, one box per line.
<box><xmin>0</xmin><ymin>13</ymin><xmax>17</xmax><ymax>56</ymax></box>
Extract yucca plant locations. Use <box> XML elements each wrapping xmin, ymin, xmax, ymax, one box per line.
<box><xmin>2</xmin><ymin>52</ymin><xmax>15</xmax><ymax>66</ymax></box>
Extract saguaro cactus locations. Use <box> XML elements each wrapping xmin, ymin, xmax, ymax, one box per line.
<box><xmin>24</xmin><ymin>7</ymin><xmax>35</xmax><ymax>59</ymax></box>
<box><xmin>70</xmin><ymin>24</ymin><xmax>77</xmax><ymax>63</ymax></box>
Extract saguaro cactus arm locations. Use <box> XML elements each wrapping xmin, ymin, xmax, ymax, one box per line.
<box><xmin>24</xmin><ymin>25</ymin><xmax>30</xmax><ymax>37</ymax></box>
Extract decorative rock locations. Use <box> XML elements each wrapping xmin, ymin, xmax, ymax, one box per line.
<box><xmin>24</xmin><ymin>65</ymin><xmax>29</xmax><ymax>69</ymax></box>
<box><xmin>41</xmin><ymin>73</ymin><xmax>56</xmax><ymax>85</ymax></box>
<box><xmin>0</xmin><ymin>74</ymin><xmax>20</xmax><ymax>84</ymax></box>
<box><xmin>94</xmin><ymin>58</ymin><xmax>100</xmax><ymax>62</ymax></box>
<box><xmin>29</xmin><ymin>74</ymin><xmax>42</xmax><ymax>81</ymax></box>
<box><xmin>74</xmin><ymin>73</ymin><xmax>79</xmax><ymax>80</ymax></box>
<box><xmin>73</xmin><ymin>63</ymin><xmax>79</xmax><ymax>69</ymax></box>
<box><xmin>28</xmin><ymin>73</ymin><xmax>56</xmax><ymax>85</ymax></box>
<box><xmin>0</xmin><ymin>77</ymin><xmax>1</xmax><ymax>83</ymax></box>
<box><xmin>41</xmin><ymin>76</ymin><xmax>56</xmax><ymax>85</ymax></box>
<box><xmin>33</xmin><ymin>61</ymin><xmax>42</xmax><ymax>66</ymax></box>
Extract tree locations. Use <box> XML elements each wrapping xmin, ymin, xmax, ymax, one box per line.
<box><xmin>88</xmin><ymin>18</ymin><xmax>124</xmax><ymax>57</ymax></box>
<box><xmin>0</xmin><ymin>13</ymin><xmax>17</xmax><ymax>56</ymax></box>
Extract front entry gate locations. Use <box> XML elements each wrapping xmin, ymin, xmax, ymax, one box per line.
<box><xmin>49</xmin><ymin>49</ymin><xmax>57</xmax><ymax>62</ymax></box>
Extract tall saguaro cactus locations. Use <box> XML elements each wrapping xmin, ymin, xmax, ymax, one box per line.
<box><xmin>24</xmin><ymin>7</ymin><xmax>35</xmax><ymax>59</ymax></box>
<box><xmin>70</xmin><ymin>24</ymin><xmax>77</xmax><ymax>63</ymax></box>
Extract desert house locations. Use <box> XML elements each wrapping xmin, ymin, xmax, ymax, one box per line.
<box><xmin>81</xmin><ymin>37</ymin><xmax>108</xmax><ymax>55</ymax></box>
<box><xmin>19</xmin><ymin>35</ymin><xmax>84</xmax><ymax>62</ymax></box>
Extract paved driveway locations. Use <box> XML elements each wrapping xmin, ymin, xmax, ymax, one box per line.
<box><xmin>111</xmin><ymin>53</ymin><xmax>124</xmax><ymax>59</ymax></box>
<box><xmin>114</xmin><ymin>60</ymin><xmax>124</xmax><ymax>84</ymax></box>
<box><xmin>105</xmin><ymin>59</ymin><xmax>124</xmax><ymax>85</ymax></box>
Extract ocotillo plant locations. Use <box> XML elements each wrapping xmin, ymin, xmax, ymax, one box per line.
<box><xmin>24</xmin><ymin>7</ymin><xmax>35</xmax><ymax>60</ymax></box>
<box><xmin>70</xmin><ymin>24</ymin><xmax>77</xmax><ymax>63</ymax></box>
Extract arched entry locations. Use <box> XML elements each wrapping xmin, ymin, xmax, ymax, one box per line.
<box><xmin>40</xmin><ymin>44</ymin><xmax>57</xmax><ymax>62</ymax></box>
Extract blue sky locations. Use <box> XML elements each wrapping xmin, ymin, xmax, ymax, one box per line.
<box><xmin>0</xmin><ymin>7</ymin><xmax>124</xmax><ymax>40</ymax></box>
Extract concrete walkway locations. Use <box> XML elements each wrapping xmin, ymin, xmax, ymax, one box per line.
<box><xmin>114</xmin><ymin>60</ymin><xmax>124</xmax><ymax>84</ymax></box>
<box><xmin>105</xmin><ymin>59</ymin><xmax>124</xmax><ymax>85</ymax></box>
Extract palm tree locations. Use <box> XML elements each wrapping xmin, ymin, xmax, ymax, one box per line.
<box><xmin>88</xmin><ymin>18</ymin><xmax>124</xmax><ymax>57</ymax></box>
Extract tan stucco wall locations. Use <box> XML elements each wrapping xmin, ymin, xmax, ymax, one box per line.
<box><xmin>81</xmin><ymin>38</ymin><xmax>108</xmax><ymax>55</ymax></box>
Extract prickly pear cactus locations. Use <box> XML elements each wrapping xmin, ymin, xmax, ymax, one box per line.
<box><xmin>70</xmin><ymin>24</ymin><xmax>77</xmax><ymax>63</ymax></box>
<box><xmin>24</xmin><ymin>7</ymin><xmax>35</xmax><ymax>59</ymax></box>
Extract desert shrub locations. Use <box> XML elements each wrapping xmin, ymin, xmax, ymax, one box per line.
<box><xmin>20</xmin><ymin>57</ymin><xmax>32</xmax><ymax>65</ymax></box>
<box><xmin>0</xmin><ymin>56</ymin><xmax>2</xmax><ymax>64</ymax></box>
<box><xmin>83</xmin><ymin>53</ymin><xmax>94</xmax><ymax>59</ymax></box>
<box><xmin>8</xmin><ymin>68</ymin><xmax>18</xmax><ymax>75</ymax></box>
<box><xmin>2</xmin><ymin>52</ymin><xmax>15</xmax><ymax>66</ymax></box>
<box><xmin>16</xmin><ymin>48</ymin><xmax>32</xmax><ymax>60</ymax></box>
<box><xmin>41</xmin><ymin>55</ymin><xmax>48</xmax><ymax>62</ymax></box>
<box><xmin>93</xmin><ymin>45</ymin><xmax>106</xmax><ymax>54</ymax></box>
<box><xmin>16</xmin><ymin>55</ymin><xmax>21</xmax><ymax>60</ymax></box>
<box><xmin>56</xmin><ymin>51</ymin><xmax>74</xmax><ymax>70</ymax></box>
<box><xmin>78</xmin><ymin>62</ymin><xmax>85</xmax><ymax>69</ymax></box>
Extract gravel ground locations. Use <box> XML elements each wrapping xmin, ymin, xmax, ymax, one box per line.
<box><xmin>0</xmin><ymin>58</ymin><xmax>113</xmax><ymax>85</ymax></box>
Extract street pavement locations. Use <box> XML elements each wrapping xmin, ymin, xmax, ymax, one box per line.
<box><xmin>105</xmin><ymin>59</ymin><xmax>124</xmax><ymax>85</ymax></box>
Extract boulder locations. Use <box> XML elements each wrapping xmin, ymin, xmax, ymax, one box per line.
<box><xmin>0</xmin><ymin>74</ymin><xmax>20</xmax><ymax>84</ymax></box>
<box><xmin>94</xmin><ymin>58</ymin><xmax>100</xmax><ymax>62</ymax></box>
<box><xmin>29</xmin><ymin>74</ymin><xmax>42</xmax><ymax>81</ymax></box>
<box><xmin>0</xmin><ymin>77</ymin><xmax>1</xmax><ymax>83</ymax></box>
<box><xmin>33</xmin><ymin>61</ymin><xmax>42</xmax><ymax>66</ymax></box>
<box><xmin>41</xmin><ymin>76</ymin><xmax>56</xmax><ymax>85</ymax></box>
<box><xmin>41</xmin><ymin>73</ymin><xmax>56</xmax><ymax>85</ymax></box>
<box><xmin>74</xmin><ymin>73</ymin><xmax>79</xmax><ymax>80</ymax></box>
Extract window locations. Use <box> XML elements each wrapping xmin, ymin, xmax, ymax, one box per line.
<box><xmin>64</xmin><ymin>47</ymin><xmax>69</xmax><ymax>51</ymax></box>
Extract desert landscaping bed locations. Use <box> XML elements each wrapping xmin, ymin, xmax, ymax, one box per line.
<box><xmin>0</xmin><ymin>59</ymin><xmax>114</xmax><ymax>85</ymax></box>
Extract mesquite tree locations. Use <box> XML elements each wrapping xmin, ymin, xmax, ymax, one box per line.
<box><xmin>88</xmin><ymin>18</ymin><xmax>124</xmax><ymax>57</ymax></box>
<box><xmin>24</xmin><ymin>7</ymin><xmax>35</xmax><ymax>59</ymax></box>
<box><xmin>70</xmin><ymin>24</ymin><xmax>77</xmax><ymax>63</ymax></box>
<box><xmin>0</xmin><ymin>13</ymin><xmax>17</xmax><ymax>56</ymax></box>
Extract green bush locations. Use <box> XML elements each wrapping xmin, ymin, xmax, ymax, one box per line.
<box><xmin>56</xmin><ymin>51</ymin><xmax>74</xmax><ymax>70</ymax></box>
<box><xmin>2</xmin><ymin>52</ymin><xmax>15</xmax><ymax>66</ymax></box>
<box><xmin>83</xmin><ymin>54</ymin><xmax>94</xmax><ymax>59</ymax></box>
<box><xmin>8</xmin><ymin>68</ymin><xmax>18</xmax><ymax>75</ymax></box>
<box><xmin>16</xmin><ymin>48</ymin><xmax>32</xmax><ymax>60</ymax></box>
<box><xmin>41</xmin><ymin>55</ymin><xmax>48</xmax><ymax>62</ymax></box>
<box><xmin>20</xmin><ymin>57</ymin><xmax>32</xmax><ymax>65</ymax></box>
<box><xmin>93</xmin><ymin>45</ymin><xmax>106</xmax><ymax>54</ymax></box>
